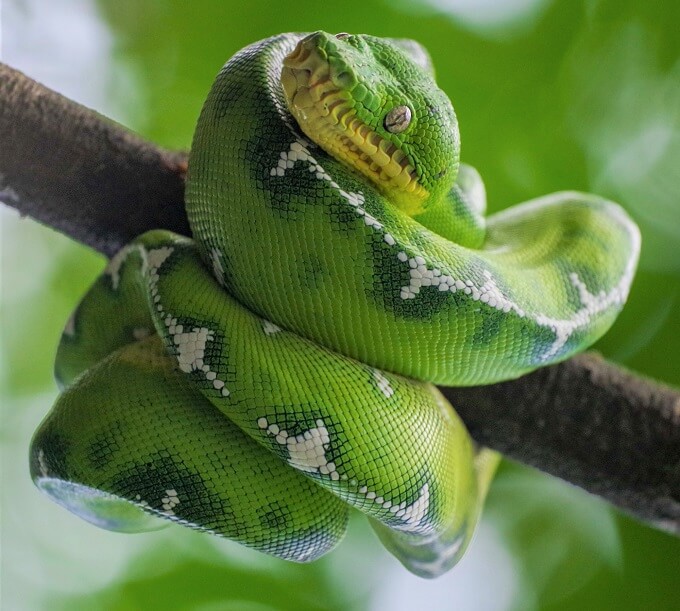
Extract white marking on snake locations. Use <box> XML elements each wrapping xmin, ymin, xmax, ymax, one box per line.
<box><xmin>262</xmin><ymin>319</ymin><xmax>282</xmax><ymax>335</ymax></box>
<box><xmin>398</xmin><ymin>253</ymin><xmax>637</xmax><ymax>361</ymax></box>
<box><xmin>272</xmin><ymin>136</ymin><xmax>639</xmax><ymax>364</ymax></box>
<box><xmin>372</xmin><ymin>369</ymin><xmax>394</xmax><ymax>398</ymax></box>
<box><xmin>133</xmin><ymin>494</ymin><xmax>150</xmax><ymax>509</ymax></box>
<box><xmin>173</xmin><ymin>327</ymin><xmax>214</xmax><ymax>373</ymax></box>
<box><xmin>160</xmin><ymin>489</ymin><xmax>180</xmax><ymax>515</ymax></box>
<box><xmin>106</xmin><ymin>244</ymin><xmax>137</xmax><ymax>290</ymax></box>
<box><xmin>210</xmin><ymin>248</ymin><xmax>226</xmax><ymax>287</ymax></box>
<box><xmin>533</xmin><ymin>269</ymin><xmax>636</xmax><ymax>359</ymax></box>
<box><xmin>271</xmin><ymin>140</ymin><xmax>381</xmax><ymax>226</ymax></box>
<box><xmin>399</xmin><ymin>259</ymin><xmax>522</xmax><ymax>314</ymax></box>
<box><xmin>258</xmin><ymin>417</ymin><xmax>340</xmax><ymax>481</ymax></box>
<box><xmin>142</xmin><ymin>246</ymin><xmax>231</xmax><ymax>397</ymax></box>
<box><xmin>392</xmin><ymin>484</ymin><xmax>431</xmax><ymax>532</ymax></box>
<box><xmin>257</xmin><ymin>417</ymin><xmax>430</xmax><ymax>529</ymax></box>
<box><xmin>145</xmin><ymin>246</ymin><xmax>173</xmax><ymax>270</ymax></box>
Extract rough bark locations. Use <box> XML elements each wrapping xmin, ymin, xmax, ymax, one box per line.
<box><xmin>2</xmin><ymin>62</ymin><xmax>678</xmax><ymax>535</ymax></box>
<box><xmin>0</xmin><ymin>63</ymin><xmax>189</xmax><ymax>257</ymax></box>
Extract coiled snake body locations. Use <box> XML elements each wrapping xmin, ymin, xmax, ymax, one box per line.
<box><xmin>31</xmin><ymin>32</ymin><xmax>640</xmax><ymax>578</ymax></box>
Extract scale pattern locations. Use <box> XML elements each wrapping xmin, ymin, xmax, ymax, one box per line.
<box><xmin>31</xmin><ymin>32</ymin><xmax>640</xmax><ymax>578</ymax></box>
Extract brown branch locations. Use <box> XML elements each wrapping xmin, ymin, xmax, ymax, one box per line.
<box><xmin>0</xmin><ymin>63</ymin><xmax>190</xmax><ymax>258</ymax></box>
<box><xmin>2</xmin><ymin>62</ymin><xmax>679</xmax><ymax>535</ymax></box>
<box><xmin>443</xmin><ymin>354</ymin><xmax>680</xmax><ymax>534</ymax></box>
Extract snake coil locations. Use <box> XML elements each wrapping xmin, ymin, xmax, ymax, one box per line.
<box><xmin>30</xmin><ymin>32</ymin><xmax>640</xmax><ymax>578</ymax></box>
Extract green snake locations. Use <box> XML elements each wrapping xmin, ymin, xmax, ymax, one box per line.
<box><xmin>30</xmin><ymin>32</ymin><xmax>640</xmax><ymax>578</ymax></box>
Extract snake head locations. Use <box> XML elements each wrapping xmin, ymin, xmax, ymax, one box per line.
<box><xmin>281</xmin><ymin>31</ymin><xmax>460</xmax><ymax>216</ymax></box>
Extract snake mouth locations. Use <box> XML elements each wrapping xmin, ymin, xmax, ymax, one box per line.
<box><xmin>281</xmin><ymin>35</ymin><xmax>428</xmax><ymax>210</ymax></box>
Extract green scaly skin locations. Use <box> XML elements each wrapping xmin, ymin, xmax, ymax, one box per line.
<box><xmin>31</xmin><ymin>32</ymin><xmax>640</xmax><ymax>578</ymax></box>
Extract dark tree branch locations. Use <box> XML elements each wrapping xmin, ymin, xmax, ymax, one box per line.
<box><xmin>2</xmin><ymin>62</ymin><xmax>679</xmax><ymax>535</ymax></box>
<box><xmin>443</xmin><ymin>354</ymin><xmax>680</xmax><ymax>534</ymax></box>
<box><xmin>0</xmin><ymin>63</ymin><xmax>189</xmax><ymax>258</ymax></box>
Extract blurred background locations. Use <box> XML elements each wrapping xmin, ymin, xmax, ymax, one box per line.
<box><xmin>1</xmin><ymin>0</ymin><xmax>679</xmax><ymax>609</ymax></box>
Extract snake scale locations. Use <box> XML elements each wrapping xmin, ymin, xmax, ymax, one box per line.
<box><xmin>30</xmin><ymin>32</ymin><xmax>640</xmax><ymax>578</ymax></box>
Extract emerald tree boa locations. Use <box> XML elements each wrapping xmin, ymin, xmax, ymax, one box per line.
<box><xmin>31</xmin><ymin>32</ymin><xmax>640</xmax><ymax>578</ymax></box>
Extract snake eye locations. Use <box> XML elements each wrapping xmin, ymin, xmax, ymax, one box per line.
<box><xmin>384</xmin><ymin>105</ymin><xmax>412</xmax><ymax>134</ymax></box>
<box><xmin>335</xmin><ymin>32</ymin><xmax>351</xmax><ymax>40</ymax></box>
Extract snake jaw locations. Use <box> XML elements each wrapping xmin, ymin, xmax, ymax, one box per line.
<box><xmin>282</xmin><ymin>32</ymin><xmax>429</xmax><ymax>213</ymax></box>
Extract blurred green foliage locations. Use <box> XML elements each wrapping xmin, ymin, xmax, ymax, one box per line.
<box><xmin>2</xmin><ymin>0</ymin><xmax>679</xmax><ymax>609</ymax></box>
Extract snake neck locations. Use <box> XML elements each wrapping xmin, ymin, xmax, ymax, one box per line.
<box><xmin>276</xmin><ymin>32</ymin><xmax>490</xmax><ymax>247</ymax></box>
